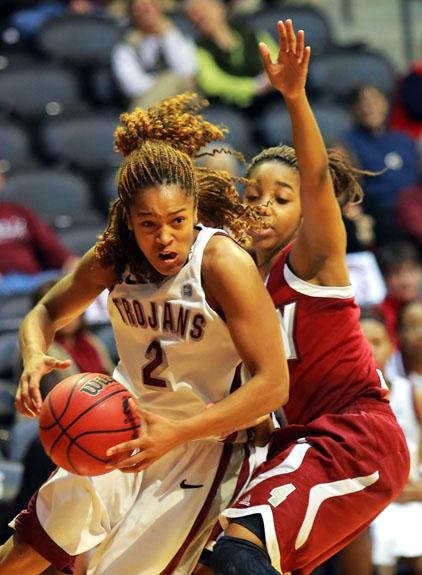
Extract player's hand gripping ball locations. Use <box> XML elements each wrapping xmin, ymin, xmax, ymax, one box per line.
<box><xmin>39</xmin><ymin>373</ymin><xmax>141</xmax><ymax>475</ymax></box>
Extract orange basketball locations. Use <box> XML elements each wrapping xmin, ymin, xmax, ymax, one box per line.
<box><xmin>39</xmin><ymin>372</ymin><xmax>141</xmax><ymax>476</ymax></box>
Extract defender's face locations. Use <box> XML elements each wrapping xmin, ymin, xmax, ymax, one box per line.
<box><xmin>127</xmin><ymin>185</ymin><xmax>197</xmax><ymax>277</ymax></box>
<box><xmin>244</xmin><ymin>161</ymin><xmax>302</xmax><ymax>256</ymax></box>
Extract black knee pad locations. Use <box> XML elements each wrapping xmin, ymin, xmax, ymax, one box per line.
<box><xmin>210</xmin><ymin>535</ymin><xmax>279</xmax><ymax>575</ymax></box>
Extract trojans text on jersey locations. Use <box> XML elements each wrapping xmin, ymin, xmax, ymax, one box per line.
<box><xmin>112</xmin><ymin>297</ymin><xmax>206</xmax><ymax>340</ymax></box>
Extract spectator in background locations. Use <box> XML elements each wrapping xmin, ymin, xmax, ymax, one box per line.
<box><xmin>0</xmin><ymin>174</ymin><xmax>77</xmax><ymax>296</ymax></box>
<box><xmin>8</xmin><ymin>0</ymin><xmax>110</xmax><ymax>39</ymax></box>
<box><xmin>390</xmin><ymin>62</ymin><xmax>422</xmax><ymax>141</ymax></box>
<box><xmin>184</xmin><ymin>0</ymin><xmax>278</xmax><ymax>116</ymax></box>
<box><xmin>375</xmin><ymin>240</ymin><xmax>422</xmax><ymax>348</ymax></box>
<box><xmin>395</xmin><ymin>180</ymin><xmax>422</xmax><ymax>251</ymax></box>
<box><xmin>361</xmin><ymin>312</ymin><xmax>422</xmax><ymax>575</ymax></box>
<box><xmin>342</xmin><ymin>200</ymin><xmax>386</xmax><ymax>308</ymax></box>
<box><xmin>341</xmin><ymin>85</ymin><xmax>419</xmax><ymax>245</ymax></box>
<box><xmin>387</xmin><ymin>300</ymin><xmax>422</xmax><ymax>394</ymax></box>
<box><xmin>111</xmin><ymin>0</ymin><xmax>197</xmax><ymax>109</ymax></box>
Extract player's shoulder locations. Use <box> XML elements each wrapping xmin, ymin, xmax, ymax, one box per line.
<box><xmin>203</xmin><ymin>233</ymin><xmax>256</xmax><ymax>275</ymax></box>
<box><xmin>76</xmin><ymin>247</ymin><xmax>117</xmax><ymax>290</ymax></box>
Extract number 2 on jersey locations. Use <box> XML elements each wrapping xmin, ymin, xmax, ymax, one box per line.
<box><xmin>142</xmin><ymin>340</ymin><xmax>170</xmax><ymax>389</ymax></box>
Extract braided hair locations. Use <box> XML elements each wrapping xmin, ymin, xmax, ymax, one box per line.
<box><xmin>95</xmin><ymin>93</ymin><xmax>260</xmax><ymax>282</ymax></box>
<box><xmin>246</xmin><ymin>144</ymin><xmax>367</xmax><ymax>208</ymax></box>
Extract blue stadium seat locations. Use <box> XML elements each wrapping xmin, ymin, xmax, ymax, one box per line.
<box><xmin>240</xmin><ymin>4</ymin><xmax>336</xmax><ymax>56</ymax></box>
<box><xmin>36</xmin><ymin>14</ymin><xmax>123</xmax><ymax>68</ymax></box>
<box><xmin>259</xmin><ymin>100</ymin><xmax>352</xmax><ymax>147</ymax></box>
<box><xmin>40</xmin><ymin>113</ymin><xmax>121</xmax><ymax>174</ymax></box>
<box><xmin>2</xmin><ymin>169</ymin><xmax>105</xmax><ymax>228</ymax></box>
<box><xmin>57</xmin><ymin>223</ymin><xmax>105</xmax><ymax>257</ymax></box>
<box><xmin>0</xmin><ymin>65</ymin><xmax>90</xmax><ymax>122</ymax></box>
<box><xmin>308</xmin><ymin>49</ymin><xmax>397</xmax><ymax>102</ymax></box>
<box><xmin>202</xmin><ymin>104</ymin><xmax>259</xmax><ymax>161</ymax></box>
<box><xmin>0</xmin><ymin>121</ymin><xmax>38</xmax><ymax>174</ymax></box>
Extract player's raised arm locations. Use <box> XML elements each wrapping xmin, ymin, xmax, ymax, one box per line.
<box><xmin>260</xmin><ymin>20</ymin><xmax>349</xmax><ymax>285</ymax></box>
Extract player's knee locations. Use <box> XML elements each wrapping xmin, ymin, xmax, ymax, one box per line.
<box><xmin>210</xmin><ymin>535</ymin><xmax>279</xmax><ymax>575</ymax></box>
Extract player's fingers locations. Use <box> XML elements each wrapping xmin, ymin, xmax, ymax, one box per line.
<box><xmin>258</xmin><ymin>42</ymin><xmax>272</xmax><ymax>70</ymax></box>
<box><xmin>302</xmin><ymin>45</ymin><xmax>311</xmax><ymax>69</ymax></box>
<box><xmin>106</xmin><ymin>438</ymin><xmax>140</xmax><ymax>458</ymax></box>
<box><xmin>285</xmin><ymin>19</ymin><xmax>297</xmax><ymax>54</ymax></box>
<box><xmin>14</xmin><ymin>387</ymin><xmax>34</xmax><ymax>417</ymax></box>
<box><xmin>27</xmin><ymin>374</ymin><xmax>43</xmax><ymax>412</ymax></box>
<box><xmin>276</xmin><ymin>20</ymin><xmax>288</xmax><ymax>55</ymax></box>
<box><xmin>107</xmin><ymin>449</ymin><xmax>151</xmax><ymax>472</ymax></box>
<box><xmin>16</xmin><ymin>374</ymin><xmax>39</xmax><ymax>416</ymax></box>
<box><xmin>296</xmin><ymin>29</ymin><xmax>305</xmax><ymax>60</ymax></box>
<box><xmin>53</xmin><ymin>359</ymin><xmax>73</xmax><ymax>370</ymax></box>
<box><xmin>44</xmin><ymin>357</ymin><xmax>72</xmax><ymax>373</ymax></box>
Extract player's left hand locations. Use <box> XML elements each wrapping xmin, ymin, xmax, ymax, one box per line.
<box><xmin>106</xmin><ymin>398</ymin><xmax>184</xmax><ymax>473</ymax></box>
<box><xmin>259</xmin><ymin>19</ymin><xmax>310</xmax><ymax>101</ymax></box>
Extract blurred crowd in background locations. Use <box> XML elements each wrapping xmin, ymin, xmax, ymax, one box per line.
<box><xmin>0</xmin><ymin>1</ymin><xmax>421</xmax><ymax>574</ymax></box>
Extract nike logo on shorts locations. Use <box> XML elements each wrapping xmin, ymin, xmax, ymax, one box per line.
<box><xmin>180</xmin><ymin>479</ymin><xmax>204</xmax><ymax>489</ymax></box>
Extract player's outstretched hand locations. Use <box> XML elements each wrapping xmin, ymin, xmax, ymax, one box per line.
<box><xmin>106</xmin><ymin>398</ymin><xmax>184</xmax><ymax>473</ymax></box>
<box><xmin>259</xmin><ymin>19</ymin><xmax>310</xmax><ymax>101</ymax></box>
<box><xmin>15</xmin><ymin>354</ymin><xmax>72</xmax><ymax>417</ymax></box>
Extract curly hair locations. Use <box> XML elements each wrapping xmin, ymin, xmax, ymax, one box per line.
<box><xmin>246</xmin><ymin>144</ymin><xmax>368</xmax><ymax>207</ymax></box>
<box><xmin>95</xmin><ymin>93</ymin><xmax>260</xmax><ymax>282</ymax></box>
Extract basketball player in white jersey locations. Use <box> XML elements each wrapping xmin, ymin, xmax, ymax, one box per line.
<box><xmin>0</xmin><ymin>94</ymin><xmax>289</xmax><ymax>575</ymax></box>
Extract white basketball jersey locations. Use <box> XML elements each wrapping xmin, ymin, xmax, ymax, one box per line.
<box><xmin>108</xmin><ymin>225</ymin><xmax>241</xmax><ymax>420</ymax></box>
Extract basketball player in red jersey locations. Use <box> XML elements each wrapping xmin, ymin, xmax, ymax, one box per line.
<box><xmin>199</xmin><ymin>20</ymin><xmax>411</xmax><ymax>575</ymax></box>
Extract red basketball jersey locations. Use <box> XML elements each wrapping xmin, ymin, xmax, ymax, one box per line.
<box><xmin>267</xmin><ymin>244</ymin><xmax>387</xmax><ymax>425</ymax></box>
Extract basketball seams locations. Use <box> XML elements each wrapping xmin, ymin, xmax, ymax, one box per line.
<box><xmin>65</xmin><ymin>425</ymin><xmax>141</xmax><ymax>473</ymax></box>
<box><xmin>45</xmin><ymin>388</ymin><xmax>132</xmax><ymax>460</ymax></box>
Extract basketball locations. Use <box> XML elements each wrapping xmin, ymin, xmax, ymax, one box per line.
<box><xmin>39</xmin><ymin>372</ymin><xmax>141</xmax><ymax>476</ymax></box>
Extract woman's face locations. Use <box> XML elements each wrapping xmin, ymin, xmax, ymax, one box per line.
<box><xmin>185</xmin><ymin>0</ymin><xmax>226</xmax><ymax>36</ymax></box>
<box><xmin>399</xmin><ymin>302</ymin><xmax>422</xmax><ymax>362</ymax></box>
<box><xmin>127</xmin><ymin>184</ymin><xmax>197</xmax><ymax>277</ymax></box>
<box><xmin>360</xmin><ymin>318</ymin><xmax>392</xmax><ymax>370</ymax></box>
<box><xmin>386</xmin><ymin>261</ymin><xmax>422</xmax><ymax>302</ymax></box>
<box><xmin>244</xmin><ymin>161</ymin><xmax>302</xmax><ymax>256</ymax></box>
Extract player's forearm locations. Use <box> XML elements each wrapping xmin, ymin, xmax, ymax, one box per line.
<box><xmin>285</xmin><ymin>91</ymin><xmax>330</xmax><ymax>187</ymax></box>
<box><xmin>19</xmin><ymin>304</ymin><xmax>55</xmax><ymax>362</ymax></box>
<box><xmin>181</xmin><ymin>372</ymin><xmax>287</xmax><ymax>443</ymax></box>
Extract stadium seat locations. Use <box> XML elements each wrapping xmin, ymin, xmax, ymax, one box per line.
<box><xmin>99</xmin><ymin>168</ymin><xmax>118</xmax><ymax>212</ymax></box>
<box><xmin>89</xmin><ymin>66</ymin><xmax>124</xmax><ymax>107</ymax></box>
<box><xmin>57</xmin><ymin>223</ymin><xmax>105</xmax><ymax>257</ymax></box>
<box><xmin>0</xmin><ymin>294</ymin><xmax>31</xmax><ymax>321</ymax></box>
<box><xmin>240</xmin><ymin>4</ymin><xmax>336</xmax><ymax>56</ymax></box>
<box><xmin>0</xmin><ymin>47</ymin><xmax>38</xmax><ymax>72</ymax></box>
<box><xmin>308</xmin><ymin>49</ymin><xmax>397</xmax><ymax>102</ymax></box>
<box><xmin>0</xmin><ymin>121</ymin><xmax>38</xmax><ymax>174</ymax></box>
<box><xmin>2</xmin><ymin>169</ymin><xmax>105</xmax><ymax>228</ymax></box>
<box><xmin>0</xmin><ymin>330</ymin><xmax>19</xmax><ymax>381</ymax></box>
<box><xmin>36</xmin><ymin>14</ymin><xmax>123</xmax><ymax>68</ymax></box>
<box><xmin>0</xmin><ymin>65</ymin><xmax>90</xmax><ymax>122</ymax></box>
<box><xmin>0</xmin><ymin>460</ymin><xmax>24</xmax><ymax>504</ymax></box>
<box><xmin>40</xmin><ymin>113</ymin><xmax>121</xmax><ymax>174</ymax></box>
<box><xmin>0</xmin><ymin>379</ymin><xmax>16</xmax><ymax>428</ymax></box>
<box><xmin>259</xmin><ymin>101</ymin><xmax>352</xmax><ymax>147</ymax></box>
<box><xmin>202</xmin><ymin>104</ymin><xmax>259</xmax><ymax>161</ymax></box>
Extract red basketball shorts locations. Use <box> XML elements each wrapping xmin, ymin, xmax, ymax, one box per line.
<box><xmin>221</xmin><ymin>399</ymin><xmax>410</xmax><ymax>575</ymax></box>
